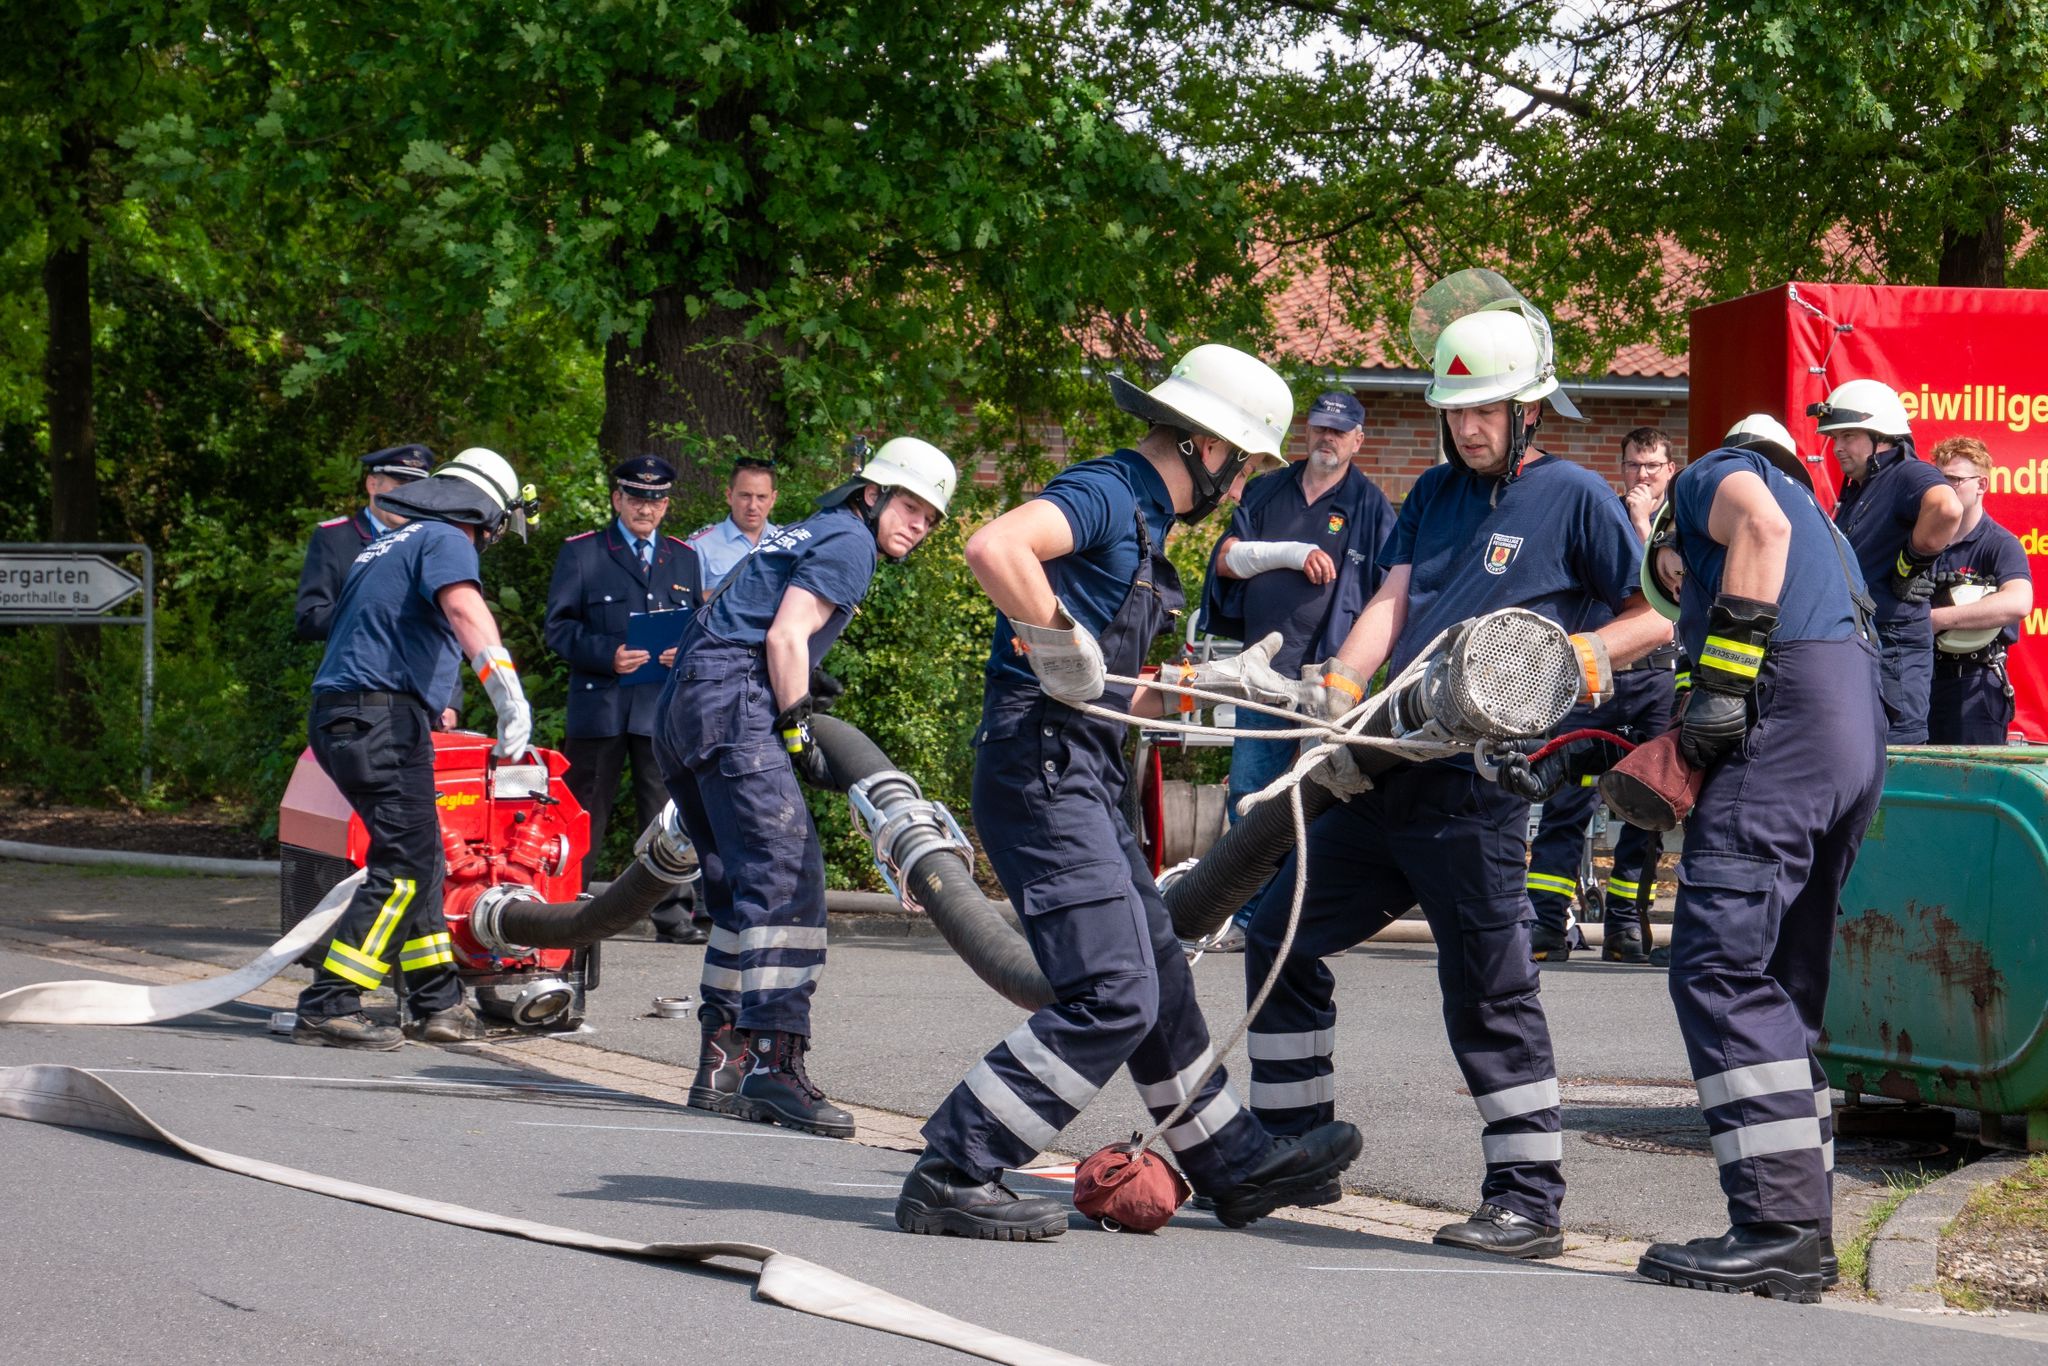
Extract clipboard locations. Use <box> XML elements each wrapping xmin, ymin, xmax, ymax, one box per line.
<box><xmin>621</xmin><ymin>608</ymin><xmax>691</xmax><ymax>687</ymax></box>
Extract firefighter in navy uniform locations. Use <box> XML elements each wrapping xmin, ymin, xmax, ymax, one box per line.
<box><xmin>1523</xmin><ymin>426</ymin><xmax>1682</xmax><ymax>964</ymax></box>
<box><xmin>295</xmin><ymin>443</ymin><xmax>433</xmax><ymax>641</ymax></box>
<box><xmin>1816</xmin><ymin>379</ymin><xmax>1962</xmax><ymax>744</ymax></box>
<box><xmin>545</xmin><ymin>455</ymin><xmax>706</xmax><ymax>939</ymax></box>
<box><xmin>1242</xmin><ymin>274</ymin><xmax>1671</xmax><ymax>1260</ymax></box>
<box><xmin>1927</xmin><ymin>436</ymin><xmax>2033</xmax><ymax>745</ymax></box>
<box><xmin>295</xmin><ymin>449</ymin><xmax>541</xmax><ymax>1050</ymax></box>
<box><xmin>1630</xmin><ymin>434</ymin><xmax>1886</xmax><ymax>1303</ymax></box>
<box><xmin>898</xmin><ymin>345</ymin><xmax>1362</xmax><ymax>1243</ymax></box>
<box><xmin>663</xmin><ymin>439</ymin><xmax>956</xmax><ymax>1139</ymax></box>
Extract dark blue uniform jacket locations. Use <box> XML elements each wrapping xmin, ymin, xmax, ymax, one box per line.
<box><xmin>545</xmin><ymin>525</ymin><xmax>702</xmax><ymax>739</ymax></box>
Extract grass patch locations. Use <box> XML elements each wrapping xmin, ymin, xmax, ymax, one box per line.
<box><xmin>1939</xmin><ymin>1154</ymin><xmax>2048</xmax><ymax>1311</ymax></box>
<box><xmin>1839</xmin><ymin>1169</ymin><xmax>1942</xmax><ymax>1293</ymax></box>
<box><xmin>1947</xmin><ymin>1154</ymin><xmax>2048</xmax><ymax>1238</ymax></box>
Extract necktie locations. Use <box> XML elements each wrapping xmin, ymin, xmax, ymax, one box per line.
<box><xmin>632</xmin><ymin>537</ymin><xmax>651</xmax><ymax>572</ymax></box>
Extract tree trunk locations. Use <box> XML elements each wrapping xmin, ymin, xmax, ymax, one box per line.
<box><xmin>1938</xmin><ymin>209</ymin><xmax>2006</xmax><ymax>288</ymax></box>
<box><xmin>42</xmin><ymin>121</ymin><xmax>101</xmax><ymax>744</ymax></box>
<box><xmin>596</xmin><ymin>280</ymin><xmax>788</xmax><ymax>504</ymax></box>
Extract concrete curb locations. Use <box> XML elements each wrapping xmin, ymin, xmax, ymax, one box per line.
<box><xmin>1868</xmin><ymin>1149</ymin><xmax>2035</xmax><ymax>1308</ymax></box>
<box><xmin>0</xmin><ymin>837</ymin><xmax>281</xmax><ymax>879</ymax></box>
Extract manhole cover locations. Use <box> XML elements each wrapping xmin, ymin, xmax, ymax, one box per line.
<box><xmin>1581</xmin><ymin>1125</ymin><xmax>1950</xmax><ymax>1164</ymax></box>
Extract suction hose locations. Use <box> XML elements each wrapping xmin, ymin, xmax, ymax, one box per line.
<box><xmin>478</xmin><ymin>814</ymin><xmax>700</xmax><ymax>954</ymax></box>
<box><xmin>808</xmin><ymin>716</ymin><xmax>1053</xmax><ymax>1012</ymax></box>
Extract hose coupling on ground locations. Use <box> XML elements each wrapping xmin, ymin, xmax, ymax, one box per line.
<box><xmin>846</xmin><ymin>770</ymin><xmax>972</xmax><ymax>906</ymax></box>
<box><xmin>633</xmin><ymin>801</ymin><xmax>703</xmax><ymax>886</ymax></box>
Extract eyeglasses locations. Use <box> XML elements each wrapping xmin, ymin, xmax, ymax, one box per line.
<box><xmin>1623</xmin><ymin>460</ymin><xmax>1672</xmax><ymax>474</ymax></box>
<box><xmin>1943</xmin><ymin>472</ymin><xmax>1986</xmax><ymax>487</ymax></box>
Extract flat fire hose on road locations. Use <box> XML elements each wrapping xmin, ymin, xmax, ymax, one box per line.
<box><xmin>0</xmin><ymin>1064</ymin><xmax>1097</xmax><ymax>1366</ymax></box>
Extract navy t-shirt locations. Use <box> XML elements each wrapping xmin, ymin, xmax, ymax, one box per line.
<box><xmin>1833</xmin><ymin>443</ymin><xmax>1948</xmax><ymax>641</ymax></box>
<box><xmin>984</xmin><ymin>450</ymin><xmax>1175</xmax><ymax>706</ymax></box>
<box><xmin>313</xmin><ymin>518</ymin><xmax>479</xmax><ymax>709</ymax></box>
<box><xmin>1200</xmin><ymin>463</ymin><xmax>1395</xmax><ymax>674</ymax></box>
<box><xmin>1383</xmin><ymin>454</ymin><xmax>1642</xmax><ymax>675</ymax></box>
<box><xmin>1671</xmin><ymin>447</ymin><xmax>1863</xmax><ymax>660</ymax></box>
<box><xmin>690</xmin><ymin>505</ymin><xmax>877</xmax><ymax>665</ymax></box>
<box><xmin>1936</xmin><ymin>514</ymin><xmax>2032</xmax><ymax>647</ymax></box>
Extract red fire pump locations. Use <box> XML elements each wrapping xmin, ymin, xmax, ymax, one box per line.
<box><xmin>277</xmin><ymin>730</ymin><xmax>598</xmax><ymax>1030</ymax></box>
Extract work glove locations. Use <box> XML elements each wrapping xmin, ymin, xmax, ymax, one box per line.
<box><xmin>808</xmin><ymin>667</ymin><xmax>846</xmax><ymax>714</ymax></box>
<box><xmin>774</xmin><ymin>696</ymin><xmax>834</xmax><ymax>788</ymax></box>
<box><xmin>1495</xmin><ymin>734</ymin><xmax>1633</xmax><ymax>803</ymax></box>
<box><xmin>1296</xmin><ymin>656</ymin><xmax>1371</xmax><ymax>721</ymax></box>
<box><xmin>1011</xmin><ymin>597</ymin><xmax>1106</xmax><ymax>705</ymax></box>
<box><xmin>1567</xmin><ymin>632</ymin><xmax>1613</xmax><ymax>707</ymax></box>
<box><xmin>1165</xmin><ymin>632</ymin><xmax>1298</xmax><ymax>714</ymax></box>
<box><xmin>1679</xmin><ymin>594</ymin><xmax>1779</xmax><ymax>770</ymax></box>
<box><xmin>1308</xmin><ymin>744</ymin><xmax>1371</xmax><ymax>799</ymax></box>
<box><xmin>471</xmin><ymin>645</ymin><xmax>533</xmax><ymax>760</ymax></box>
<box><xmin>1887</xmin><ymin>545</ymin><xmax>1939</xmax><ymax>605</ymax></box>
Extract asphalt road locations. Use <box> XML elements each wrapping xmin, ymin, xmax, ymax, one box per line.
<box><xmin>3</xmin><ymin>944</ymin><xmax>2035</xmax><ymax>1366</ymax></box>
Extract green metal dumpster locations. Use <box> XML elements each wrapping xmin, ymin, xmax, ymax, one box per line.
<box><xmin>1820</xmin><ymin>746</ymin><xmax>2048</xmax><ymax>1149</ymax></box>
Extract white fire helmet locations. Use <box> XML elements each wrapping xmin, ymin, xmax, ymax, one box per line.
<box><xmin>1723</xmin><ymin>414</ymin><xmax>1814</xmax><ymax>491</ymax></box>
<box><xmin>1811</xmin><ymin>379</ymin><xmax>1912</xmax><ymax>442</ymax></box>
<box><xmin>1411</xmin><ymin>269</ymin><xmax>1583</xmax><ymax>420</ymax></box>
<box><xmin>1108</xmin><ymin>344</ymin><xmax>1294</xmax><ymax>470</ymax></box>
<box><xmin>1937</xmin><ymin>581</ymin><xmax>2002</xmax><ymax>655</ymax></box>
<box><xmin>858</xmin><ymin>437</ymin><xmax>957</xmax><ymax>516</ymax></box>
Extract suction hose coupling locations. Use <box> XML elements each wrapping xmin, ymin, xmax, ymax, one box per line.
<box><xmin>468</xmin><ymin>882</ymin><xmax>546</xmax><ymax>958</ymax></box>
<box><xmin>633</xmin><ymin>800</ymin><xmax>703</xmax><ymax>886</ymax></box>
<box><xmin>846</xmin><ymin>770</ymin><xmax>972</xmax><ymax>906</ymax></box>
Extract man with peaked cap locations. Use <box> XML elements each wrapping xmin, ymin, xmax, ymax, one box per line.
<box><xmin>545</xmin><ymin>455</ymin><xmax>706</xmax><ymax>937</ymax></box>
<box><xmin>296</xmin><ymin>443</ymin><xmax>434</xmax><ymax>642</ymax></box>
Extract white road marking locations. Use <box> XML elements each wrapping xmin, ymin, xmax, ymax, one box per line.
<box><xmin>514</xmin><ymin>1120</ymin><xmax>840</xmax><ymax>1142</ymax></box>
<box><xmin>828</xmin><ymin>1182</ymin><xmax>903</xmax><ymax>1189</ymax></box>
<box><xmin>1303</xmin><ymin>1264</ymin><xmax>1606</xmax><ymax>1278</ymax></box>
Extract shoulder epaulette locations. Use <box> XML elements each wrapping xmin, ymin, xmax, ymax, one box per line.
<box><xmin>318</xmin><ymin>516</ymin><xmax>350</xmax><ymax>528</ymax></box>
<box><xmin>686</xmin><ymin>524</ymin><xmax>716</xmax><ymax>542</ymax></box>
<box><xmin>564</xmin><ymin>529</ymin><xmax>598</xmax><ymax>542</ymax></box>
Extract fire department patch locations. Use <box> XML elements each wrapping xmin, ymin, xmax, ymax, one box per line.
<box><xmin>1327</xmin><ymin>511</ymin><xmax>1346</xmax><ymax>536</ymax></box>
<box><xmin>1484</xmin><ymin>532</ymin><xmax>1523</xmax><ymax>576</ymax></box>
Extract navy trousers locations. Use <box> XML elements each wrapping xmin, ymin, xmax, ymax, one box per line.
<box><xmin>654</xmin><ymin>643</ymin><xmax>826</xmax><ymax>1035</ymax></box>
<box><xmin>1526</xmin><ymin>667</ymin><xmax>1676</xmax><ymax>930</ymax></box>
<box><xmin>1928</xmin><ymin>663</ymin><xmax>2012</xmax><ymax>745</ymax></box>
<box><xmin>921</xmin><ymin>699</ymin><xmax>1271</xmax><ymax>1193</ymax></box>
<box><xmin>1668</xmin><ymin>637</ymin><xmax>1885</xmax><ymax>1226</ymax></box>
<box><xmin>298</xmin><ymin>693</ymin><xmax>460</xmax><ymax>1023</ymax></box>
<box><xmin>1877</xmin><ymin>631</ymin><xmax>1933</xmax><ymax>745</ymax></box>
<box><xmin>1242</xmin><ymin>764</ymin><xmax>1565</xmax><ymax>1224</ymax></box>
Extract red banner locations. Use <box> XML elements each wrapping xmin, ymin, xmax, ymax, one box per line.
<box><xmin>1690</xmin><ymin>282</ymin><xmax>2048</xmax><ymax>740</ymax></box>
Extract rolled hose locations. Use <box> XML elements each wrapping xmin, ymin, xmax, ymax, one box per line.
<box><xmin>808</xmin><ymin>715</ymin><xmax>1052</xmax><ymax>1012</ymax></box>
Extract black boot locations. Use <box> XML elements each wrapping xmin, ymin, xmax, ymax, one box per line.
<box><xmin>731</xmin><ymin>1030</ymin><xmax>856</xmax><ymax>1138</ymax></box>
<box><xmin>1648</xmin><ymin>943</ymin><xmax>1672</xmax><ymax>968</ymax></box>
<box><xmin>1434</xmin><ymin>1202</ymin><xmax>1565</xmax><ymax>1259</ymax></box>
<box><xmin>1637</xmin><ymin>1220</ymin><xmax>1826</xmax><ymax>1303</ymax></box>
<box><xmin>1211</xmin><ymin>1121</ymin><xmax>1363</xmax><ymax>1229</ymax></box>
<box><xmin>687</xmin><ymin>1012</ymin><xmax>747</xmax><ymax>1114</ymax></box>
<box><xmin>1530</xmin><ymin>924</ymin><xmax>1573</xmax><ymax>963</ymax></box>
<box><xmin>1821</xmin><ymin>1232</ymin><xmax>1839</xmax><ymax>1288</ymax></box>
<box><xmin>1601</xmin><ymin>921</ymin><xmax>1650</xmax><ymax>964</ymax></box>
<box><xmin>895</xmin><ymin>1151</ymin><xmax>1068</xmax><ymax>1241</ymax></box>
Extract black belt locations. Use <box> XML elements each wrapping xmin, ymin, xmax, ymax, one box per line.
<box><xmin>313</xmin><ymin>689</ymin><xmax>417</xmax><ymax>708</ymax></box>
<box><xmin>1935</xmin><ymin>658</ymin><xmax>2001</xmax><ymax>678</ymax></box>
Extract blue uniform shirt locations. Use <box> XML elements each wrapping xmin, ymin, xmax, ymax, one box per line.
<box><xmin>1198</xmin><ymin>462</ymin><xmax>1396</xmax><ymax>674</ymax></box>
<box><xmin>1935</xmin><ymin>514</ymin><xmax>2031</xmax><ymax>647</ymax></box>
<box><xmin>689</xmin><ymin>506</ymin><xmax>875</xmax><ymax>664</ymax></box>
<box><xmin>1671</xmin><ymin>447</ymin><xmax>1863</xmax><ymax>660</ymax></box>
<box><xmin>313</xmin><ymin>519</ymin><xmax>480</xmax><ymax>709</ymax></box>
<box><xmin>690</xmin><ymin>515</ymin><xmax>782</xmax><ymax>589</ymax></box>
<box><xmin>1383</xmin><ymin>455</ymin><xmax>1642</xmax><ymax>675</ymax></box>
<box><xmin>1833</xmin><ymin>443</ymin><xmax>1947</xmax><ymax>640</ymax></box>
<box><xmin>984</xmin><ymin>450</ymin><xmax>1175</xmax><ymax>704</ymax></box>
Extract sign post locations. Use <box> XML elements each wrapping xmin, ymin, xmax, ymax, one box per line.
<box><xmin>0</xmin><ymin>544</ymin><xmax>156</xmax><ymax>792</ymax></box>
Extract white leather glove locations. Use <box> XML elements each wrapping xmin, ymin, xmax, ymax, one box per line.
<box><xmin>1166</xmin><ymin>632</ymin><xmax>1299</xmax><ymax>714</ymax></box>
<box><xmin>1309</xmin><ymin>744</ymin><xmax>1371</xmax><ymax>799</ymax></box>
<box><xmin>1010</xmin><ymin>598</ymin><xmax>1106</xmax><ymax>704</ymax></box>
<box><xmin>471</xmin><ymin>645</ymin><xmax>533</xmax><ymax>758</ymax></box>
<box><xmin>1568</xmin><ymin>632</ymin><xmax>1613</xmax><ymax>707</ymax></box>
<box><xmin>1221</xmin><ymin>540</ymin><xmax>1318</xmax><ymax>577</ymax></box>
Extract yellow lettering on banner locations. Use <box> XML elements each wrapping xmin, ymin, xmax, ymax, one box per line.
<box><xmin>2027</xmin><ymin>607</ymin><xmax>2048</xmax><ymax>637</ymax></box>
